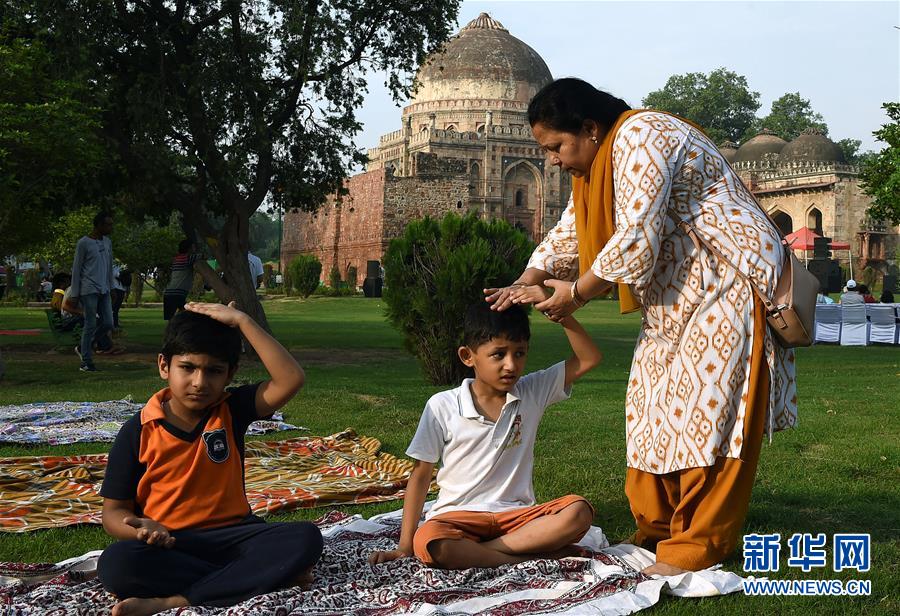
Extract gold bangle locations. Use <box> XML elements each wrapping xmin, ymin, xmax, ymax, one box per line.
<box><xmin>571</xmin><ymin>280</ymin><xmax>586</xmax><ymax>307</ymax></box>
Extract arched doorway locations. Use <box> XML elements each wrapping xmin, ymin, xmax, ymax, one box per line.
<box><xmin>502</xmin><ymin>162</ymin><xmax>542</xmax><ymax>240</ymax></box>
<box><xmin>771</xmin><ymin>210</ymin><xmax>793</xmax><ymax>235</ymax></box>
<box><xmin>807</xmin><ymin>207</ymin><xmax>823</xmax><ymax>235</ymax></box>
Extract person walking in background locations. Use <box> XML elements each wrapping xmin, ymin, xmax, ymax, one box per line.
<box><xmin>247</xmin><ymin>252</ymin><xmax>264</xmax><ymax>289</ymax></box>
<box><xmin>110</xmin><ymin>263</ymin><xmax>128</xmax><ymax>333</ymax></box>
<box><xmin>163</xmin><ymin>239</ymin><xmax>199</xmax><ymax>320</ymax></box>
<box><xmin>70</xmin><ymin>211</ymin><xmax>115</xmax><ymax>372</ymax></box>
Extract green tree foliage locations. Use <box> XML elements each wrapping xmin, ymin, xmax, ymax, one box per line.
<box><xmin>383</xmin><ymin>213</ymin><xmax>533</xmax><ymax>385</ymax></box>
<box><xmin>14</xmin><ymin>0</ymin><xmax>460</xmax><ymax>330</ymax></box>
<box><xmin>757</xmin><ymin>92</ymin><xmax>828</xmax><ymax>141</ymax></box>
<box><xmin>249</xmin><ymin>211</ymin><xmax>280</xmax><ymax>262</ymax></box>
<box><xmin>0</xmin><ymin>36</ymin><xmax>108</xmax><ymax>255</ymax></box>
<box><xmin>836</xmin><ymin>138</ymin><xmax>862</xmax><ymax>164</ymax></box>
<box><xmin>286</xmin><ymin>254</ymin><xmax>322</xmax><ymax>298</ymax></box>
<box><xmin>860</xmin><ymin>102</ymin><xmax>900</xmax><ymax>225</ymax></box>
<box><xmin>328</xmin><ymin>266</ymin><xmax>342</xmax><ymax>290</ymax></box>
<box><xmin>642</xmin><ymin>68</ymin><xmax>760</xmax><ymax>144</ymax></box>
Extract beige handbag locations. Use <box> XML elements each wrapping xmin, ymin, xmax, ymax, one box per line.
<box><xmin>669</xmin><ymin>211</ymin><xmax>818</xmax><ymax>348</ymax></box>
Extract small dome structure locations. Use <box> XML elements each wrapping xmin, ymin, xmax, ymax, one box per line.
<box><xmin>718</xmin><ymin>141</ymin><xmax>739</xmax><ymax>163</ymax></box>
<box><xmin>779</xmin><ymin>128</ymin><xmax>845</xmax><ymax>163</ymax></box>
<box><xmin>733</xmin><ymin>129</ymin><xmax>787</xmax><ymax>163</ymax></box>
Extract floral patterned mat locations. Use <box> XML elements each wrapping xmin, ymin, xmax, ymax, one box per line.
<box><xmin>0</xmin><ymin>507</ymin><xmax>746</xmax><ymax>615</ymax></box>
<box><xmin>0</xmin><ymin>429</ymin><xmax>417</xmax><ymax>532</ymax></box>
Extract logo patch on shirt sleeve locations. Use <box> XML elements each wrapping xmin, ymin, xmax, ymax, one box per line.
<box><xmin>202</xmin><ymin>428</ymin><xmax>230</xmax><ymax>463</ymax></box>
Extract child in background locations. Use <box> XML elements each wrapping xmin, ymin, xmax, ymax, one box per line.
<box><xmin>98</xmin><ymin>303</ymin><xmax>321</xmax><ymax>615</ymax></box>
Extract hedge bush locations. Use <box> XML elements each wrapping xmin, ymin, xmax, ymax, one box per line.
<box><xmin>383</xmin><ymin>212</ymin><xmax>533</xmax><ymax>385</ymax></box>
<box><xmin>286</xmin><ymin>254</ymin><xmax>322</xmax><ymax>298</ymax></box>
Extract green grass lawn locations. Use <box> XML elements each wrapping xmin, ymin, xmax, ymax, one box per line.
<box><xmin>1</xmin><ymin>298</ymin><xmax>898</xmax><ymax>614</ymax></box>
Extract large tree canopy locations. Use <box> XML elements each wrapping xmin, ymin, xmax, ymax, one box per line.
<box><xmin>642</xmin><ymin>67</ymin><xmax>761</xmax><ymax>144</ymax></box>
<box><xmin>757</xmin><ymin>92</ymin><xmax>828</xmax><ymax>141</ymax></box>
<box><xmin>0</xmin><ymin>35</ymin><xmax>108</xmax><ymax>256</ymax></box>
<box><xmin>860</xmin><ymin>102</ymin><xmax>900</xmax><ymax>225</ymax></box>
<box><xmin>14</xmin><ymin>0</ymin><xmax>460</xmax><ymax>329</ymax></box>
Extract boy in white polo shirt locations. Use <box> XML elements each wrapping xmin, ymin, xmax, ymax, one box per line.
<box><xmin>369</xmin><ymin>301</ymin><xmax>602</xmax><ymax>569</ymax></box>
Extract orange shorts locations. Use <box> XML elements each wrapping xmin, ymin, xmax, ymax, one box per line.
<box><xmin>412</xmin><ymin>494</ymin><xmax>592</xmax><ymax>566</ymax></box>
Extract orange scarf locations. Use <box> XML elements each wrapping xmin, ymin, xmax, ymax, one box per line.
<box><xmin>572</xmin><ymin>109</ymin><xmax>644</xmax><ymax>314</ymax></box>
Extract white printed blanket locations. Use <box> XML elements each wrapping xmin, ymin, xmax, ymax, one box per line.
<box><xmin>0</xmin><ymin>508</ymin><xmax>747</xmax><ymax>614</ymax></box>
<box><xmin>0</xmin><ymin>399</ymin><xmax>304</xmax><ymax>445</ymax></box>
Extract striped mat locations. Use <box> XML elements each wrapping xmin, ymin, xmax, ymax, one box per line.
<box><xmin>0</xmin><ymin>429</ymin><xmax>421</xmax><ymax>532</ymax></box>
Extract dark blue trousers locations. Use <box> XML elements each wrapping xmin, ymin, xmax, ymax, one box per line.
<box><xmin>98</xmin><ymin>516</ymin><xmax>323</xmax><ymax>607</ymax></box>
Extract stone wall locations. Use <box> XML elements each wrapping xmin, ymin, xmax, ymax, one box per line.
<box><xmin>281</xmin><ymin>170</ymin><xmax>386</xmax><ymax>285</ymax></box>
<box><xmin>383</xmin><ymin>153</ymin><xmax>471</xmax><ymax>239</ymax></box>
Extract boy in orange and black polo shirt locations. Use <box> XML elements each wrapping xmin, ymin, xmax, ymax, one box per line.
<box><xmin>98</xmin><ymin>302</ymin><xmax>321</xmax><ymax>615</ymax></box>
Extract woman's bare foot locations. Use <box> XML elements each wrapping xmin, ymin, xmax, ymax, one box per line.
<box><xmin>642</xmin><ymin>561</ymin><xmax>688</xmax><ymax>576</ymax></box>
<box><xmin>111</xmin><ymin>595</ymin><xmax>189</xmax><ymax>616</ymax></box>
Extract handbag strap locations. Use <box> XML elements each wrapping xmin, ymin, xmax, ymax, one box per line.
<box><xmin>667</xmin><ymin>210</ymin><xmax>780</xmax><ymax>313</ymax></box>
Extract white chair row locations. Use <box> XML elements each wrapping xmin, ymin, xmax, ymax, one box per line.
<box><xmin>813</xmin><ymin>304</ymin><xmax>900</xmax><ymax>345</ymax></box>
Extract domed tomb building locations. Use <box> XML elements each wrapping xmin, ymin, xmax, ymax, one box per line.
<box><xmin>729</xmin><ymin>128</ymin><xmax>898</xmax><ymax>273</ymax></box>
<box><xmin>281</xmin><ymin>14</ymin><xmax>570</xmax><ymax>285</ymax></box>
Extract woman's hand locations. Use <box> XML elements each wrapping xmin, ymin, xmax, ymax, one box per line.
<box><xmin>534</xmin><ymin>279</ymin><xmax>578</xmax><ymax>322</ymax></box>
<box><xmin>508</xmin><ymin>284</ymin><xmax>551</xmax><ymax>306</ymax></box>
<box><xmin>483</xmin><ymin>284</ymin><xmax>527</xmax><ymax>312</ymax></box>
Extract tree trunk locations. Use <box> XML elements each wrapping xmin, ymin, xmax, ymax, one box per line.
<box><xmin>133</xmin><ymin>274</ymin><xmax>145</xmax><ymax>307</ymax></box>
<box><xmin>207</xmin><ymin>213</ymin><xmax>271</xmax><ymax>341</ymax></box>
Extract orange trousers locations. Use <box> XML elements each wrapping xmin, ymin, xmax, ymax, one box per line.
<box><xmin>625</xmin><ymin>298</ymin><xmax>770</xmax><ymax>570</ymax></box>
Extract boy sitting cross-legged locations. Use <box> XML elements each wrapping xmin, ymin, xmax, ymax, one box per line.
<box><xmin>98</xmin><ymin>302</ymin><xmax>323</xmax><ymax>616</ymax></box>
<box><xmin>369</xmin><ymin>301</ymin><xmax>602</xmax><ymax>569</ymax></box>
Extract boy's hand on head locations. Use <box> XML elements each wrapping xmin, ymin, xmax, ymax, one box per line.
<box><xmin>367</xmin><ymin>549</ymin><xmax>411</xmax><ymax>565</ymax></box>
<box><xmin>184</xmin><ymin>301</ymin><xmax>247</xmax><ymax>328</ymax></box>
<box><xmin>124</xmin><ymin>515</ymin><xmax>176</xmax><ymax>548</ymax></box>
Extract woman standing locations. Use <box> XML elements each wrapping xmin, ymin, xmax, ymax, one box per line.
<box><xmin>486</xmin><ymin>78</ymin><xmax>797</xmax><ymax>575</ymax></box>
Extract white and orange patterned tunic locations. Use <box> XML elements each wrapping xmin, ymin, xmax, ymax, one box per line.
<box><xmin>528</xmin><ymin>111</ymin><xmax>797</xmax><ymax>474</ymax></box>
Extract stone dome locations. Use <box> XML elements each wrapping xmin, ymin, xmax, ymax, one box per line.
<box><xmin>410</xmin><ymin>13</ymin><xmax>552</xmax><ymax>105</ymax></box>
<box><xmin>779</xmin><ymin>128</ymin><xmax>845</xmax><ymax>163</ymax></box>
<box><xmin>718</xmin><ymin>141</ymin><xmax>739</xmax><ymax>163</ymax></box>
<box><xmin>733</xmin><ymin>129</ymin><xmax>787</xmax><ymax>163</ymax></box>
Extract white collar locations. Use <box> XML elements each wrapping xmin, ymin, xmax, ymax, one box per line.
<box><xmin>459</xmin><ymin>378</ymin><xmax>521</xmax><ymax>419</ymax></box>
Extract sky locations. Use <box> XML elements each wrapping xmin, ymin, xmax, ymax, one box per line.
<box><xmin>354</xmin><ymin>0</ymin><xmax>899</xmax><ymax>154</ymax></box>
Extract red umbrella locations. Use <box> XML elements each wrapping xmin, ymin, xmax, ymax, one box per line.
<box><xmin>784</xmin><ymin>227</ymin><xmax>851</xmax><ymax>250</ymax></box>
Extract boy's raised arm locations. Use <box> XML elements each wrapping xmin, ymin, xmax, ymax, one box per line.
<box><xmin>560</xmin><ymin>315</ymin><xmax>603</xmax><ymax>388</ymax></box>
<box><xmin>368</xmin><ymin>460</ymin><xmax>434</xmax><ymax>564</ymax></box>
<box><xmin>184</xmin><ymin>302</ymin><xmax>304</xmax><ymax>417</ymax></box>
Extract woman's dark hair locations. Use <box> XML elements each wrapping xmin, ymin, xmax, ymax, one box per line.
<box><xmin>178</xmin><ymin>238</ymin><xmax>194</xmax><ymax>253</ymax></box>
<box><xmin>528</xmin><ymin>77</ymin><xmax>631</xmax><ymax>134</ymax></box>
<box><xmin>858</xmin><ymin>284</ymin><xmax>870</xmax><ymax>295</ymax></box>
<box><xmin>462</xmin><ymin>302</ymin><xmax>530</xmax><ymax>350</ymax></box>
<box><xmin>161</xmin><ymin>310</ymin><xmax>242</xmax><ymax>367</ymax></box>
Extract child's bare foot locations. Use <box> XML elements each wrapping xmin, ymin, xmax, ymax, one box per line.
<box><xmin>111</xmin><ymin>595</ymin><xmax>188</xmax><ymax>616</ymax></box>
<box><xmin>642</xmin><ymin>561</ymin><xmax>688</xmax><ymax>576</ymax></box>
